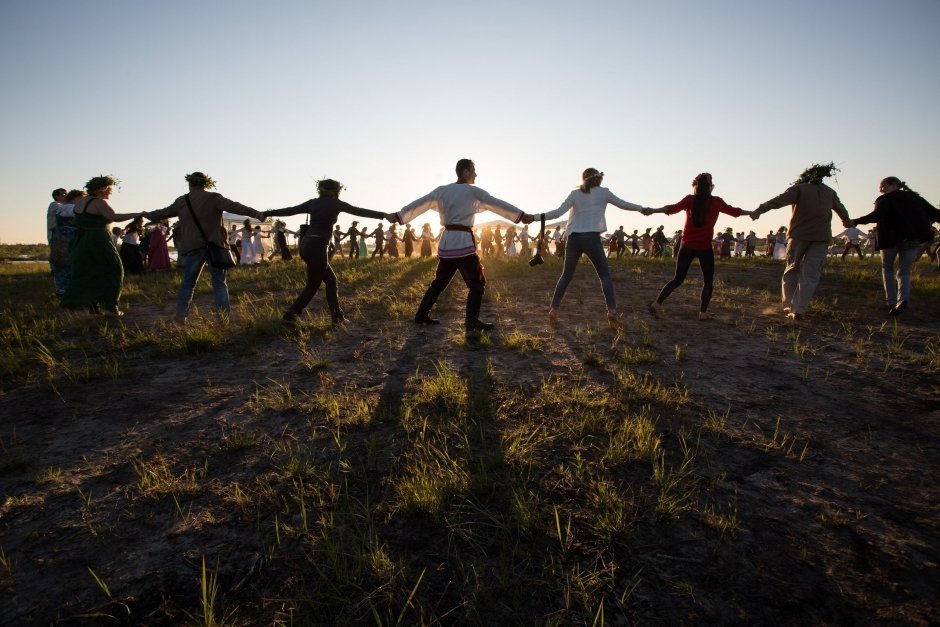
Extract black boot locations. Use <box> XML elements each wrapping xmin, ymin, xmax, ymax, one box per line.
<box><xmin>282</xmin><ymin>309</ymin><xmax>302</xmax><ymax>325</ymax></box>
<box><xmin>465</xmin><ymin>290</ymin><xmax>493</xmax><ymax>331</ymax></box>
<box><xmin>414</xmin><ymin>285</ymin><xmax>443</xmax><ymax>324</ymax></box>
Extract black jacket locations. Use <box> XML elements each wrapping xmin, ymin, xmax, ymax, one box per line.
<box><xmin>854</xmin><ymin>190</ymin><xmax>940</xmax><ymax>250</ymax></box>
<box><xmin>266</xmin><ymin>197</ymin><xmax>385</xmax><ymax>239</ymax></box>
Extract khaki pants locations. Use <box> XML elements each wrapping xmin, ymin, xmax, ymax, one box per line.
<box><xmin>781</xmin><ymin>239</ymin><xmax>828</xmax><ymax>315</ymax></box>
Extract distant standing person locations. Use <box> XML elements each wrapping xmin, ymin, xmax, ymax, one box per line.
<box><xmin>388</xmin><ymin>158</ymin><xmax>532</xmax><ymax>330</ymax></box>
<box><xmin>419</xmin><ymin>224</ymin><xmax>434</xmax><ymax>258</ymax></box>
<box><xmin>146</xmin><ymin>221</ymin><xmax>172</xmax><ymax>270</ymax></box>
<box><xmin>358</xmin><ymin>226</ymin><xmax>369</xmax><ymax>258</ymax></box>
<box><xmin>270</xmin><ymin>221</ymin><xmax>294</xmax><ymax>261</ymax></box>
<box><xmin>645</xmin><ymin>172</ymin><xmax>751</xmax><ymax>320</ymax></box>
<box><xmin>370</xmin><ymin>224</ymin><xmax>386</xmax><ymax>258</ymax></box>
<box><xmin>331</xmin><ymin>224</ymin><xmax>344</xmax><ymax>258</ymax></box>
<box><xmin>46</xmin><ymin>187</ymin><xmax>68</xmax><ymax>291</ymax></box>
<box><xmin>850</xmin><ymin>176</ymin><xmax>940</xmax><ymax>315</ymax></box>
<box><xmin>60</xmin><ymin>175</ymin><xmax>141</xmax><ymax>316</ymax></box>
<box><xmin>745</xmin><ymin>231</ymin><xmax>757</xmax><ymax>257</ymax></box>
<box><xmin>49</xmin><ymin>190</ymin><xmax>85</xmax><ymax>296</ymax></box>
<box><xmin>751</xmin><ymin>162</ymin><xmax>852</xmax><ymax>321</ymax></box>
<box><xmin>403</xmin><ymin>225</ymin><xmax>416</xmax><ymax>257</ymax></box>
<box><xmin>228</xmin><ymin>224</ymin><xmax>241</xmax><ymax>264</ymax></box>
<box><xmin>835</xmin><ymin>225</ymin><xmax>866</xmax><ymax>260</ymax></box>
<box><xmin>143</xmin><ymin>172</ymin><xmax>265</xmax><ymax>323</ymax></box>
<box><xmin>346</xmin><ymin>221</ymin><xmax>360</xmax><ymax>258</ymax></box>
<box><xmin>239</xmin><ymin>219</ymin><xmax>256</xmax><ymax>265</ymax></box>
<box><xmin>533</xmin><ymin>168</ymin><xmax>645</xmax><ymax>327</ymax></box>
<box><xmin>120</xmin><ymin>216</ymin><xmax>146</xmax><ymax>275</ymax></box>
<box><xmin>386</xmin><ymin>224</ymin><xmax>400</xmax><ymax>257</ymax></box>
<box><xmin>263</xmin><ymin>178</ymin><xmax>386</xmax><ymax>324</ymax></box>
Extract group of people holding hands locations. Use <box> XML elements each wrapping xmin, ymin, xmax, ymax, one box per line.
<box><xmin>53</xmin><ymin>159</ymin><xmax>939</xmax><ymax>328</ymax></box>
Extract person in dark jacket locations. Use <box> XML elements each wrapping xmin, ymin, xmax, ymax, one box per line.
<box><xmin>263</xmin><ymin>179</ymin><xmax>386</xmax><ymax>324</ymax></box>
<box><xmin>852</xmin><ymin>176</ymin><xmax>940</xmax><ymax>315</ymax></box>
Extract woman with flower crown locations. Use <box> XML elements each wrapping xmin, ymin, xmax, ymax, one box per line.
<box><xmin>60</xmin><ymin>175</ymin><xmax>142</xmax><ymax>316</ymax></box>
<box><xmin>262</xmin><ymin>178</ymin><xmax>386</xmax><ymax>324</ymax></box>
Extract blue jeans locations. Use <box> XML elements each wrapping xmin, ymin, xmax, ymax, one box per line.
<box><xmin>176</xmin><ymin>249</ymin><xmax>230</xmax><ymax>317</ymax></box>
<box><xmin>551</xmin><ymin>232</ymin><xmax>616</xmax><ymax>310</ymax></box>
<box><xmin>880</xmin><ymin>244</ymin><xmax>920</xmax><ymax>307</ymax></box>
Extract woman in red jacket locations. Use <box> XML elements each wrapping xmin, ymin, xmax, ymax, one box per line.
<box><xmin>644</xmin><ymin>173</ymin><xmax>751</xmax><ymax>320</ymax></box>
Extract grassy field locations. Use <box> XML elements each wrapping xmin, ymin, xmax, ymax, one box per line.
<box><xmin>1</xmin><ymin>249</ymin><xmax>938</xmax><ymax>625</ymax></box>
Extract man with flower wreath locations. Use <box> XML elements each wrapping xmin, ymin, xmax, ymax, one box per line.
<box><xmin>144</xmin><ymin>172</ymin><xmax>264</xmax><ymax>323</ymax></box>
<box><xmin>751</xmin><ymin>162</ymin><xmax>852</xmax><ymax>321</ymax></box>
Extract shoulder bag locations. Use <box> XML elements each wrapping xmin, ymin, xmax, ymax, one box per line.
<box><xmin>185</xmin><ymin>194</ymin><xmax>236</xmax><ymax>269</ymax></box>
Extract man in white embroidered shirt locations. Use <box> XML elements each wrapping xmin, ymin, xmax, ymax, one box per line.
<box><xmin>387</xmin><ymin>159</ymin><xmax>533</xmax><ymax>331</ymax></box>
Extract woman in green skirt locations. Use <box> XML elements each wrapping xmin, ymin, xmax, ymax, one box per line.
<box><xmin>60</xmin><ymin>175</ymin><xmax>141</xmax><ymax>316</ymax></box>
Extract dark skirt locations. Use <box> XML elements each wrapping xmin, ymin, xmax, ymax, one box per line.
<box><xmin>120</xmin><ymin>242</ymin><xmax>144</xmax><ymax>275</ymax></box>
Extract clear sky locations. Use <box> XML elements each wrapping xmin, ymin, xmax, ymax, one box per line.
<box><xmin>2</xmin><ymin>0</ymin><xmax>938</xmax><ymax>244</ymax></box>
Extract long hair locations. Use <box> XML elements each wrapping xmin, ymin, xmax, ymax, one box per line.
<box><xmin>580</xmin><ymin>168</ymin><xmax>603</xmax><ymax>193</ymax></box>
<box><xmin>691</xmin><ymin>172</ymin><xmax>712</xmax><ymax>228</ymax></box>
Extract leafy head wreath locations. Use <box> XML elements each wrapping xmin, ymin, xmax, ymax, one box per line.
<box><xmin>794</xmin><ymin>162</ymin><xmax>839</xmax><ymax>186</ymax></box>
<box><xmin>185</xmin><ymin>172</ymin><xmax>217</xmax><ymax>189</ymax></box>
<box><xmin>317</xmin><ymin>178</ymin><xmax>345</xmax><ymax>198</ymax></box>
<box><xmin>84</xmin><ymin>174</ymin><xmax>121</xmax><ymax>195</ymax></box>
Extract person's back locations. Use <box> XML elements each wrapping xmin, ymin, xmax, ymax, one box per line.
<box><xmin>760</xmin><ymin>182</ymin><xmax>845</xmax><ymax>241</ymax></box>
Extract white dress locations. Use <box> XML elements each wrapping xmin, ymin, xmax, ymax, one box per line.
<box><xmin>507</xmin><ymin>234</ymin><xmax>518</xmax><ymax>257</ymax></box>
<box><xmin>239</xmin><ymin>227</ymin><xmax>255</xmax><ymax>265</ymax></box>
<box><xmin>252</xmin><ymin>232</ymin><xmax>265</xmax><ymax>261</ymax></box>
<box><xmin>773</xmin><ymin>238</ymin><xmax>787</xmax><ymax>260</ymax></box>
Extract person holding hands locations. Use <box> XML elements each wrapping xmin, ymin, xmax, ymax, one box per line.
<box><xmin>387</xmin><ymin>158</ymin><xmax>533</xmax><ymax>331</ymax></box>
<box><xmin>531</xmin><ymin>168</ymin><xmax>646</xmax><ymax>327</ymax></box>
<box><xmin>644</xmin><ymin>172</ymin><xmax>751</xmax><ymax>320</ymax></box>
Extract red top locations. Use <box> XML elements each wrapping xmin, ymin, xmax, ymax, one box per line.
<box><xmin>664</xmin><ymin>195</ymin><xmax>744</xmax><ymax>250</ymax></box>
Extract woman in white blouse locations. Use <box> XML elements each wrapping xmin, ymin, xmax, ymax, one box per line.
<box><xmin>534</xmin><ymin>168</ymin><xmax>646</xmax><ymax>326</ymax></box>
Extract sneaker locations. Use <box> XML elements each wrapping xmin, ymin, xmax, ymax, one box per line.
<box><xmin>647</xmin><ymin>302</ymin><xmax>662</xmax><ymax>318</ymax></box>
<box><xmin>607</xmin><ymin>311</ymin><xmax>623</xmax><ymax>328</ymax></box>
<box><xmin>414</xmin><ymin>313</ymin><xmax>440</xmax><ymax>325</ymax></box>
<box><xmin>786</xmin><ymin>312</ymin><xmax>804</xmax><ymax>321</ymax></box>
<box><xmin>548</xmin><ymin>308</ymin><xmax>559</xmax><ymax>326</ymax></box>
<box><xmin>782</xmin><ymin>306</ymin><xmax>792</xmax><ymax>314</ymax></box>
<box><xmin>889</xmin><ymin>301</ymin><xmax>907</xmax><ymax>316</ymax></box>
<box><xmin>698</xmin><ymin>311</ymin><xmax>713</xmax><ymax>321</ymax></box>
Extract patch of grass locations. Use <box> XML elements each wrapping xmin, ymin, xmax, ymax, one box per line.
<box><xmin>617</xmin><ymin>369</ymin><xmax>689</xmax><ymax>406</ymax></box>
<box><xmin>132</xmin><ymin>453</ymin><xmax>205</xmax><ymax>498</ymax></box>
<box><xmin>502</xmin><ymin>329</ymin><xmax>543</xmax><ymax>353</ymax></box>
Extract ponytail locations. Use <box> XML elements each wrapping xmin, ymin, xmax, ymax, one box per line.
<box><xmin>691</xmin><ymin>172</ymin><xmax>712</xmax><ymax>228</ymax></box>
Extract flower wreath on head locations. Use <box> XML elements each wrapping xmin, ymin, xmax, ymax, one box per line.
<box><xmin>84</xmin><ymin>174</ymin><xmax>121</xmax><ymax>194</ymax></box>
<box><xmin>185</xmin><ymin>172</ymin><xmax>217</xmax><ymax>189</ymax></box>
<box><xmin>317</xmin><ymin>178</ymin><xmax>345</xmax><ymax>197</ymax></box>
<box><xmin>794</xmin><ymin>162</ymin><xmax>839</xmax><ymax>186</ymax></box>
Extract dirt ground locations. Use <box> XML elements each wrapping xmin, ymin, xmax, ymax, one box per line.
<box><xmin>1</xmin><ymin>255</ymin><xmax>938</xmax><ymax>624</ymax></box>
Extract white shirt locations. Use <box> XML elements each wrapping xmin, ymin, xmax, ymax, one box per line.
<box><xmin>395</xmin><ymin>183</ymin><xmax>524</xmax><ymax>259</ymax></box>
<box><xmin>538</xmin><ymin>187</ymin><xmax>642</xmax><ymax>234</ymax></box>
<box><xmin>835</xmin><ymin>227</ymin><xmax>864</xmax><ymax>244</ymax></box>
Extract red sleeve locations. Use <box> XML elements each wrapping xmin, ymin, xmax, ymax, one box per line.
<box><xmin>664</xmin><ymin>195</ymin><xmax>692</xmax><ymax>215</ymax></box>
<box><xmin>714</xmin><ymin>196</ymin><xmax>743</xmax><ymax>217</ymax></box>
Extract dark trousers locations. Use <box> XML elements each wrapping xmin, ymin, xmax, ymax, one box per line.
<box><xmin>655</xmin><ymin>245</ymin><xmax>715</xmax><ymax>312</ymax></box>
<box><xmin>842</xmin><ymin>243</ymin><xmax>864</xmax><ymax>259</ymax></box>
<box><xmin>416</xmin><ymin>254</ymin><xmax>486</xmax><ymax>322</ymax></box>
<box><xmin>288</xmin><ymin>236</ymin><xmax>342</xmax><ymax>317</ymax></box>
